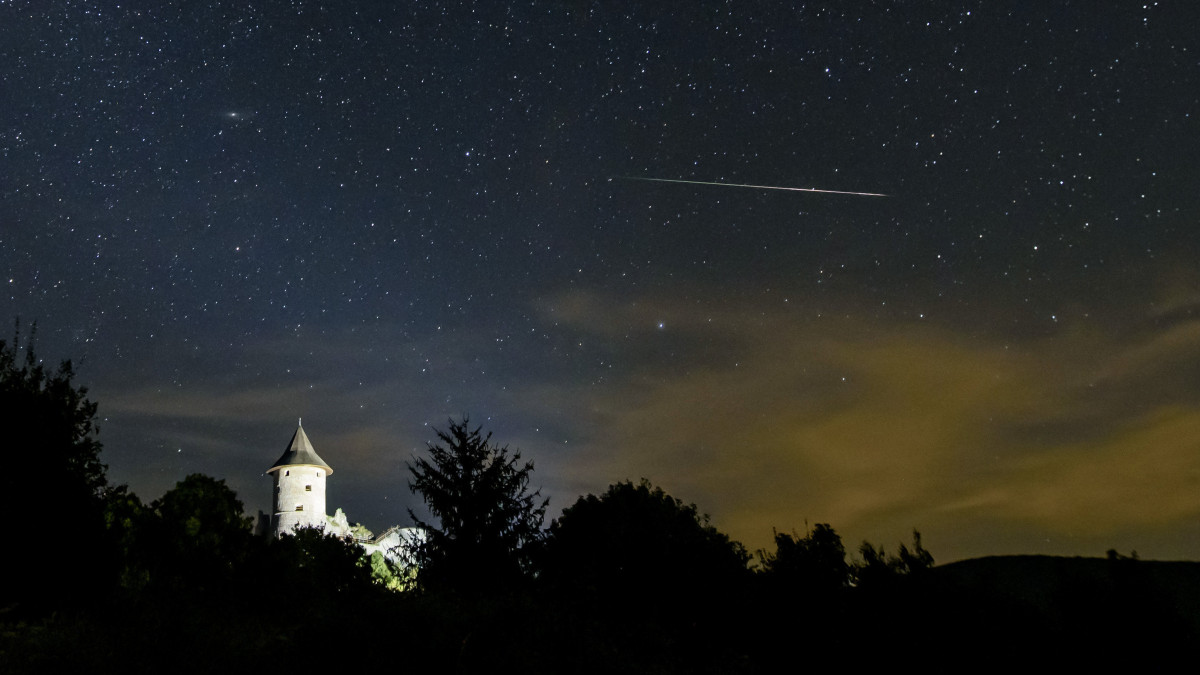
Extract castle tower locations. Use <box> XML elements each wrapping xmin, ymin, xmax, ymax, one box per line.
<box><xmin>266</xmin><ymin>420</ymin><xmax>333</xmax><ymax>537</ymax></box>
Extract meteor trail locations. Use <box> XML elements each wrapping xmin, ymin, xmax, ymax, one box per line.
<box><xmin>617</xmin><ymin>176</ymin><xmax>887</xmax><ymax>197</ymax></box>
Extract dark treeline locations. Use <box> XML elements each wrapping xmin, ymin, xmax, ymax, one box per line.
<box><xmin>3</xmin><ymin>331</ymin><xmax>1199</xmax><ymax>673</ymax></box>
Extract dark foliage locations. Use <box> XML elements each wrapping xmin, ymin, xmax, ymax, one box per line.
<box><xmin>540</xmin><ymin>479</ymin><xmax>753</xmax><ymax>673</ymax></box>
<box><xmin>101</xmin><ymin>484</ymin><xmax>150</xmax><ymax>592</ymax></box>
<box><xmin>406</xmin><ymin>417</ymin><xmax>548</xmax><ymax>593</ymax></box>
<box><xmin>3</xmin><ymin>337</ymin><xmax>1194</xmax><ymax>671</ymax></box>
<box><xmin>745</xmin><ymin>524</ymin><xmax>852</xmax><ymax>669</ymax></box>
<box><xmin>543</xmin><ymin>479</ymin><xmax>751</xmax><ymax>594</ymax></box>
<box><xmin>853</xmin><ymin>528</ymin><xmax>935</xmax><ymax>589</ymax></box>
<box><xmin>758</xmin><ymin>522</ymin><xmax>850</xmax><ymax>594</ymax></box>
<box><xmin>268</xmin><ymin>524</ymin><xmax>377</xmax><ymax>599</ymax></box>
<box><xmin>141</xmin><ymin>473</ymin><xmax>256</xmax><ymax>592</ymax></box>
<box><xmin>0</xmin><ymin>323</ymin><xmax>111</xmax><ymax>614</ymax></box>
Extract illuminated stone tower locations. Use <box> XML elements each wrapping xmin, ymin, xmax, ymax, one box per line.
<box><xmin>266</xmin><ymin>420</ymin><xmax>333</xmax><ymax>537</ymax></box>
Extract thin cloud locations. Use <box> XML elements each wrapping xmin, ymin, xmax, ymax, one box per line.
<box><xmin>528</xmin><ymin>288</ymin><xmax>1200</xmax><ymax>560</ymax></box>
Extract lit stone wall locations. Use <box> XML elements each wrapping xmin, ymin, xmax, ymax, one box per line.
<box><xmin>272</xmin><ymin>465</ymin><xmax>328</xmax><ymax>536</ymax></box>
<box><xmin>360</xmin><ymin>526</ymin><xmax>425</xmax><ymax>563</ymax></box>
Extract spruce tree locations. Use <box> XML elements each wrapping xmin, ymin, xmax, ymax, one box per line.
<box><xmin>406</xmin><ymin>417</ymin><xmax>547</xmax><ymax>592</ymax></box>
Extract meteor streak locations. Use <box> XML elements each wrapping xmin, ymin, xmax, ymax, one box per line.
<box><xmin>617</xmin><ymin>176</ymin><xmax>887</xmax><ymax>197</ymax></box>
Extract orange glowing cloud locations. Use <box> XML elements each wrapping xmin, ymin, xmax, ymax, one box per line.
<box><xmin>528</xmin><ymin>288</ymin><xmax>1200</xmax><ymax>561</ymax></box>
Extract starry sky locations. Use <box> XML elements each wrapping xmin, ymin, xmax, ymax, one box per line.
<box><xmin>4</xmin><ymin>1</ymin><xmax>1200</xmax><ymax>562</ymax></box>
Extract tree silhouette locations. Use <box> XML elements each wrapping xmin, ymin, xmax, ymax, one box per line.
<box><xmin>854</xmin><ymin>529</ymin><xmax>934</xmax><ymax>588</ymax></box>
<box><xmin>406</xmin><ymin>417</ymin><xmax>547</xmax><ymax>592</ymax></box>
<box><xmin>144</xmin><ymin>473</ymin><xmax>255</xmax><ymax>591</ymax></box>
<box><xmin>102</xmin><ymin>483</ymin><xmax>150</xmax><ymax>592</ymax></box>
<box><xmin>540</xmin><ymin>479</ymin><xmax>752</xmax><ymax>672</ymax></box>
<box><xmin>269</xmin><ymin>525</ymin><xmax>377</xmax><ymax>599</ymax></box>
<box><xmin>543</xmin><ymin>479</ymin><xmax>750</xmax><ymax>594</ymax></box>
<box><xmin>0</xmin><ymin>322</ymin><xmax>110</xmax><ymax>613</ymax></box>
<box><xmin>897</xmin><ymin>529</ymin><xmax>935</xmax><ymax>574</ymax></box>
<box><xmin>758</xmin><ymin>523</ymin><xmax>850</xmax><ymax>594</ymax></box>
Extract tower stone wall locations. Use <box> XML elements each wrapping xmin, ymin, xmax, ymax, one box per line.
<box><xmin>272</xmin><ymin>464</ymin><xmax>328</xmax><ymax>536</ymax></box>
<box><xmin>266</xmin><ymin>421</ymin><xmax>333</xmax><ymax>538</ymax></box>
<box><xmin>265</xmin><ymin>420</ymin><xmax>421</xmax><ymax>586</ymax></box>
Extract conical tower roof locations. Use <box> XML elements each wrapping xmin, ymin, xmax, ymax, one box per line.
<box><xmin>267</xmin><ymin>420</ymin><xmax>333</xmax><ymax>475</ymax></box>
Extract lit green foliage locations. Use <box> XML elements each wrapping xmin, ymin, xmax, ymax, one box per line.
<box><xmin>368</xmin><ymin>550</ymin><xmax>414</xmax><ymax>591</ymax></box>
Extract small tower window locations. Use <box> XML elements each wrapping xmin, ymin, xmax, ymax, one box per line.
<box><xmin>296</xmin><ymin>505</ymin><xmax>304</xmax><ymax>512</ymax></box>
<box><xmin>305</xmin><ymin>485</ymin><xmax>312</xmax><ymax>492</ymax></box>
<box><xmin>285</xmin><ymin>470</ymin><xmax>290</xmax><ymax>476</ymax></box>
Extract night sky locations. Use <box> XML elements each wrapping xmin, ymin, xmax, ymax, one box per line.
<box><xmin>5</xmin><ymin>1</ymin><xmax>1200</xmax><ymax>562</ymax></box>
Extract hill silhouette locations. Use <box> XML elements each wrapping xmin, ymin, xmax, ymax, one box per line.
<box><xmin>912</xmin><ymin>554</ymin><xmax>1200</xmax><ymax>666</ymax></box>
<box><xmin>4</xmin><ymin>334</ymin><xmax>1199</xmax><ymax>672</ymax></box>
